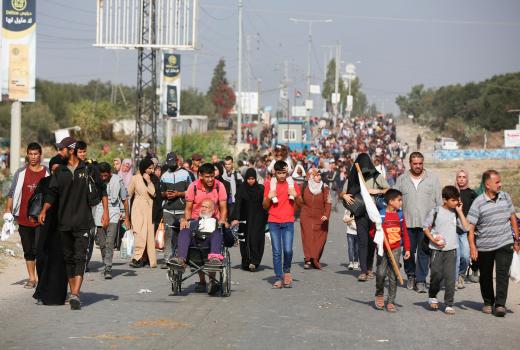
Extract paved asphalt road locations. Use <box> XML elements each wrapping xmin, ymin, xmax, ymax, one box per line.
<box><xmin>1</xmin><ymin>207</ymin><xmax>519</xmax><ymax>350</ymax></box>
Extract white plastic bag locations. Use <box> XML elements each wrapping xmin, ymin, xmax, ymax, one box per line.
<box><xmin>510</xmin><ymin>251</ymin><xmax>520</xmax><ymax>283</ymax></box>
<box><xmin>120</xmin><ymin>229</ymin><xmax>134</xmax><ymax>259</ymax></box>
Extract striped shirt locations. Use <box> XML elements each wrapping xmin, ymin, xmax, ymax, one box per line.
<box><xmin>467</xmin><ymin>191</ymin><xmax>515</xmax><ymax>252</ymax></box>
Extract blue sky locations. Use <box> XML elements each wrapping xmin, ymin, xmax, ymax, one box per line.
<box><xmin>36</xmin><ymin>0</ymin><xmax>520</xmax><ymax>114</ymax></box>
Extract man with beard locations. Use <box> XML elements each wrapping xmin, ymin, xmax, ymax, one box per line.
<box><xmin>39</xmin><ymin>137</ymin><xmax>109</xmax><ymax>310</ymax></box>
<box><xmin>160</xmin><ymin>152</ymin><xmax>192</xmax><ymax>268</ymax></box>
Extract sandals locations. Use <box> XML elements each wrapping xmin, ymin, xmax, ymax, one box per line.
<box><xmin>358</xmin><ymin>273</ymin><xmax>367</xmax><ymax>282</ymax></box>
<box><xmin>24</xmin><ymin>280</ymin><xmax>37</xmax><ymax>289</ymax></box>
<box><xmin>428</xmin><ymin>298</ymin><xmax>439</xmax><ymax>311</ymax></box>
<box><xmin>283</xmin><ymin>273</ymin><xmax>293</xmax><ymax>288</ymax></box>
<box><xmin>375</xmin><ymin>295</ymin><xmax>385</xmax><ymax>310</ymax></box>
<box><xmin>272</xmin><ymin>280</ymin><xmax>283</xmax><ymax>289</ymax></box>
<box><xmin>367</xmin><ymin>271</ymin><xmax>375</xmax><ymax>279</ymax></box>
<box><xmin>386</xmin><ymin>303</ymin><xmax>397</xmax><ymax>313</ymax></box>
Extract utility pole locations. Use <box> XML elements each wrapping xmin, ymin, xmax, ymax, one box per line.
<box><xmin>237</xmin><ymin>0</ymin><xmax>243</xmax><ymax>144</ymax></box>
<box><xmin>9</xmin><ymin>101</ymin><xmax>21</xmax><ymax>175</ymax></box>
<box><xmin>191</xmin><ymin>52</ymin><xmax>198</xmax><ymax>88</ymax></box>
<box><xmin>333</xmin><ymin>42</ymin><xmax>341</xmax><ymax>127</ymax></box>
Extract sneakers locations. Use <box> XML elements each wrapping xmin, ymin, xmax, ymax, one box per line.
<box><xmin>415</xmin><ymin>282</ymin><xmax>427</xmax><ymax>293</ymax></box>
<box><xmin>445</xmin><ymin>306</ymin><xmax>455</xmax><ymax>315</ymax></box>
<box><xmin>248</xmin><ymin>264</ymin><xmax>256</xmax><ymax>272</ymax></box>
<box><xmin>283</xmin><ymin>273</ymin><xmax>293</xmax><ymax>288</ymax></box>
<box><xmin>406</xmin><ymin>276</ymin><xmax>415</xmax><ymax>290</ymax></box>
<box><xmin>468</xmin><ymin>270</ymin><xmax>479</xmax><ymax>283</ymax></box>
<box><xmin>353</xmin><ymin>261</ymin><xmax>360</xmax><ymax>270</ymax></box>
<box><xmin>457</xmin><ymin>275</ymin><xmax>465</xmax><ymax>289</ymax></box>
<box><xmin>69</xmin><ymin>294</ymin><xmax>81</xmax><ymax>310</ymax></box>
<box><xmin>104</xmin><ymin>267</ymin><xmax>112</xmax><ymax>280</ymax></box>
<box><xmin>347</xmin><ymin>262</ymin><xmax>354</xmax><ymax>270</ymax></box>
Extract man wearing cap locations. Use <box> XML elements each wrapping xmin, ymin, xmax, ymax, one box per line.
<box><xmin>222</xmin><ymin>156</ymin><xmax>243</xmax><ymax>214</ymax></box>
<box><xmin>38</xmin><ymin>137</ymin><xmax>109</xmax><ymax>310</ymax></box>
<box><xmin>55</xmin><ymin>139</ymin><xmax>68</xmax><ymax>160</ymax></box>
<box><xmin>160</xmin><ymin>152</ymin><xmax>193</xmax><ymax>267</ymax></box>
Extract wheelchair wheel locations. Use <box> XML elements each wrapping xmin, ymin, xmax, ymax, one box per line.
<box><xmin>220</xmin><ymin>248</ymin><xmax>231</xmax><ymax>297</ymax></box>
<box><xmin>170</xmin><ymin>271</ymin><xmax>182</xmax><ymax>295</ymax></box>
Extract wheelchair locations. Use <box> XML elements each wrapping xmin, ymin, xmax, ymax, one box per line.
<box><xmin>167</xmin><ymin>222</ymin><xmax>241</xmax><ymax>297</ymax></box>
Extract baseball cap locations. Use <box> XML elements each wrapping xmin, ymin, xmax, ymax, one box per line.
<box><xmin>191</xmin><ymin>153</ymin><xmax>202</xmax><ymax>161</ymax></box>
<box><xmin>166</xmin><ymin>152</ymin><xmax>178</xmax><ymax>166</ymax></box>
<box><xmin>58</xmin><ymin>137</ymin><xmax>77</xmax><ymax>150</ymax></box>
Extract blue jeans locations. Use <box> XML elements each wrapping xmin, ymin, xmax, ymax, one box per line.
<box><xmin>456</xmin><ymin>233</ymin><xmax>470</xmax><ymax>278</ymax></box>
<box><xmin>268</xmin><ymin>222</ymin><xmax>294</xmax><ymax>280</ymax></box>
<box><xmin>403</xmin><ymin>227</ymin><xmax>430</xmax><ymax>283</ymax></box>
<box><xmin>347</xmin><ymin>234</ymin><xmax>359</xmax><ymax>263</ymax></box>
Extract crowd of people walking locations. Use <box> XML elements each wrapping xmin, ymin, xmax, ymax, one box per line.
<box><xmin>3</xmin><ymin>115</ymin><xmax>519</xmax><ymax>317</ymax></box>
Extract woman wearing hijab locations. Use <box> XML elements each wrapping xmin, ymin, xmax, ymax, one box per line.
<box><xmin>455</xmin><ymin>169</ymin><xmax>479</xmax><ymax>286</ymax></box>
<box><xmin>119</xmin><ymin>158</ymin><xmax>133</xmax><ymax>189</ymax></box>
<box><xmin>342</xmin><ymin>153</ymin><xmax>389</xmax><ymax>281</ymax></box>
<box><xmin>231</xmin><ymin>168</ymin><xmax>268</xmax><ymax>271</ymax></box>
<box><xmin>128</xmin><ymin>158</ymin><xmax>157</xmax><ymax>268</ymax></box>
<box><xmin>299</xmin><ymin>169</ymin><xmax>332</xmax><ymax>269</ymax></box>
<box><xmin>33</xmin><ymin>155</ymin><xmax>68</xmax><ymax>305</ymax></box>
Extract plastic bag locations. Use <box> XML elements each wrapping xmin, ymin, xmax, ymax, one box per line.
<box><xmin>510</xmin><ymin>251</ymin><xmax>520</xmax><ymax>283</ymax></box>
<box><xmin>155</xmin><ymin>221</ymin><xmax>165</xmax><ymax>250</ymax></box>
<box><xmin>120</xmin><ymin>229</ymin><xmax>134</xmax><ymax>259</ymax></box>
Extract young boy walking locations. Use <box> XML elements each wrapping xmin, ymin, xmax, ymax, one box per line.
<box><xmin>374</xmin><ymin>189</ymin><xmax>410</xmax><ymax>312</ymax></box>
<box><xmin>423</xmin><ymin>185</ymin><xmax>470</xmax><ymax>315</ymax></box>
<box><xmin>263</xmin><ymin>160</ymin><xmax>302</xmax><ymax>289</ymax></box>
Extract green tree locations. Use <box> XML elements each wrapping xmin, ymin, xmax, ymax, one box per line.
<box><xmin>172</xmin><ymin>131</ymin><xmax>231</xmax><ymax>160</ymax></box>
<box><xmin>207</xmin><ymin>59</ymin><xmax>236</xmax><ymax>119</ymax></box>
<box><xmin>322</xmin><ymin>59</ymin><xmax>368</xmax><ymax>116</ymax></box>
<box><xmin>22</xmin><ymin>102</ymin><xmax>59</xmax><ymax>144</ymax></box>
<box><xmin>180</xmin><ymin>88</ymin><xmax>215</xmax><ymax>117</ymax></box>
<box><xmin>68</xmin><ymin>100</ymin><xmax>121</xmax><ymax>142</ymax></box>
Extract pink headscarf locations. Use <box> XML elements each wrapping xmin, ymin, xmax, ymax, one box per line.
<box><xmin>455</xmin><ymin>169</ymin><xmax>469</xmax><ymax>190</ymax></box>
<box><xmin>119</xmin><ymin>158</ymin><xmax>133</xmax><ymax>188</ymax></box>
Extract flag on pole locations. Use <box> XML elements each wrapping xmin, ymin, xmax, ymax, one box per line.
<box><xmin>357</xmin><ymin>166</ymin><xmax>385</xmax><ymax>257</ymax></box>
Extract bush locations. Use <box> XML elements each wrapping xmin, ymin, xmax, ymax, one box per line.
<box><xmin>172</xmin><ymin>132</ymin><xmax>231</xmax><ymax>161</ymax></box>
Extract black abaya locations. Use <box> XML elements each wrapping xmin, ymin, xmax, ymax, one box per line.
<box><xmin>231</xmin><ymin>171</ymin><xmax>268</xmax><ymax>269</ymax></box>
<box><xmin>33</xmin><ymin>177</ymin><xmax>68</xmax><ymax>305</ymax></box>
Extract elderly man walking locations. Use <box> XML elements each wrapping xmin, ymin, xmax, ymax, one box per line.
<box><xmin>394</xmin><ymin>152</ymin><xmax>442</xmax><ymax>293</ymax></box>
<box><xmin>467</xmin><ymin>170</ymin><xmax>519</xmax><ymax>317</ymax></box>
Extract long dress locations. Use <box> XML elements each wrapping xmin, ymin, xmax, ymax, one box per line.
<box><xmin>300</xmin><ymin>184</ymin><xmax>332</xmax><ymax>269</ymax></box>
<box><xmin>231</xmin><ymin>182</ymin><xmax>268</xmax><ymax>269</ymax></box>
<box><xmin>33</xmin><ymin>177</ymin><xmax>68</xmax><ymax>305</ymax></box>
<box><xmin>128</xmin><ymin>174</ymin><xmax>157</xmax><ymax>267</ymax></box>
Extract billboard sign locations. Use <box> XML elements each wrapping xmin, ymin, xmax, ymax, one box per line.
<box><xmin>1</xmin><ymin>0</ymin><xmax>36</xmax><ymax>102</ymax></box>
<box><xmin>160</xmin><ymin>53</ymin><xmax>181</xmax><ymax>117</ymax></box>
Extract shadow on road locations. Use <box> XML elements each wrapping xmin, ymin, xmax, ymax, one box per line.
<box><xmin>81</xmin><ymin>292</ymin><xmax>119</xmax><ymax>306</ymax></box>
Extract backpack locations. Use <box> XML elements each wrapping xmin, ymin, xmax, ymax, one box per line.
<box><xmin>421</xmin><ymin>208</ymin><xmax>439</xmax><ymax>256</ymax></box>
<box><xmin>379</xmin><ymin>208</ymin><xmax>405</xmax><ymax>246</ymax></box>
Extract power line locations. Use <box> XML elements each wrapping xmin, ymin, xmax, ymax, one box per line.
<box><xmin>200</xmin><ymin>5</ymin><xmax>235</xmax><ymax>21</ymax></box>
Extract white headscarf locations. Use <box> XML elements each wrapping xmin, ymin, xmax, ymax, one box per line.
<box><xmin>308</xmin><ymin>169</ymin><xmax>324</xmax><ymax>195</ymax></box>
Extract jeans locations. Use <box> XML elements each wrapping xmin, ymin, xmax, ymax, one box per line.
<box><xmin>478</xmin><ymin>244</ymin><xmax>514</xmax><ymax>307</ymax></box>
<box><xmin>268</xmin><ymin>222</ymin><xmax>294</xmax><ymax>280</ymax></box>
<box><xmin>375</xmin><ymin>247</ymin><xmax>402</xmax><ymax>304</ymax></box>
<box><xmin>429</xmin><ymin>249</ymin><xmax>457</xmax><ymax>307</ymax></box>
<box><xmin>346</xmin><ymin>234</ymin><xmax>359</xmax><ymax>263</ymax></box>
<box><xmin>355</xmin><ymin>214</ymin><xmax>375</xmax><ymax>273</ymax></box>
<box><xmin>163</xmin><ymin>211</ymin><xmax>183</xmax><ymax>258</ymax></box>
<box><xmin>97</xmin><ymin>223</ymin><xmax>118</xmax><ymax>268</ymax></box>
<box><xmin>404</xmin><ymin>227</ymin><xmax>430</xmax><ymax>283</ymax></box>
<box><xmin>456</xmin><ymin>233</ymin><xmax>470</xmax><ymax>278</ymax></box>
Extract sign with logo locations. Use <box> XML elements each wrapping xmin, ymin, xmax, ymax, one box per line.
<box><xmin>1</xmin><ymin>0</ymin><xmax>36</xmax><ymax>102</ymax></box>
<box><xmin>160</xmin><ymin>53</ymin><xmax>181</xmax><ymax>117</ymax></box>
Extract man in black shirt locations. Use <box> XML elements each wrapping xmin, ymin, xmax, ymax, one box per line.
<box><xmin>39</xmin><ymin>137</ymin><xmax>109</xmax><ymax>310</ymax></box>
